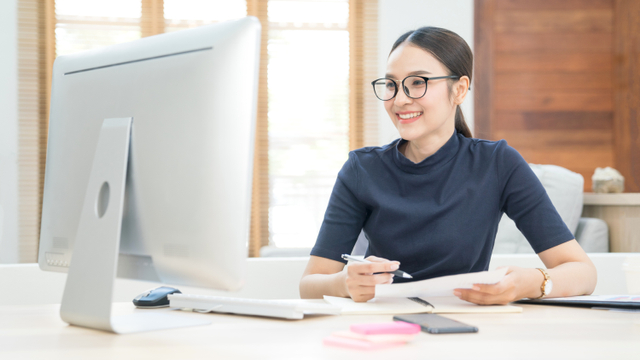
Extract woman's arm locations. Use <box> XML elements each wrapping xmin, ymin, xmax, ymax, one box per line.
<box><xmin>300</xmin><ymin>255</ymin><xmax>398</xmax><ymax>302</ymax></box>
<box><xmin>454</xmin><ymin>240</ymin><xmax>596</xmax><ymax>305</ymax></box>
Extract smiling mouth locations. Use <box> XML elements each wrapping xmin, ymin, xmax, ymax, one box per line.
<box><xmin>397</xmin><ymin>112</ymin><xmax>423</xmax><ymax>120</ymax></box>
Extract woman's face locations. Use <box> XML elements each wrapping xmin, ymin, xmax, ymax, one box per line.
<box><xmin>384</xmin><ymin>43</ymin><xmax>459</xmax><ymax>144</ymax></box>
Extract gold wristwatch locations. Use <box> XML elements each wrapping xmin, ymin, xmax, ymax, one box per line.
<box><xmin>532</xmin><ymin>268</ymin><xmax>552</xmax><ymax>299</ymax></box>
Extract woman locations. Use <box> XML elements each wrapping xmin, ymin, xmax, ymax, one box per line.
<box><xmin>299</xmin><ymin>27</ymin><xmax>596</xmax><ymax>304</ymax></box>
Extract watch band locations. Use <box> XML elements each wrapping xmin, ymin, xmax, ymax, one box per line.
<box><xmin>532</xmin><ymin>268</ymin><xmax>551</xmax><ymax>299</ymax></box>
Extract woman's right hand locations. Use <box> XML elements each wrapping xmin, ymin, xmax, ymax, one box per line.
<box><xmin>342</xmin><ymin>256</ymin><xmax>400</xmax><ymax>302</ymax></box>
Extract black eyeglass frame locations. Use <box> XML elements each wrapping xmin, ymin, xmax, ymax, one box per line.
<box><xmin>370</xmin><ymin>75</ymin><xmax>461</xmax><ymax>101</ymax></box>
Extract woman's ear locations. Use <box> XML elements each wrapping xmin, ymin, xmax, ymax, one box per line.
<box><xmin>453</xmin><ymin>75</ymin><xmax>470</xmax><ymax>105</ymax></box>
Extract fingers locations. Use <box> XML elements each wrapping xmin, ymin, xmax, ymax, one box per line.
<box><xmin>346</xmin><ymin>271</ymin><xmax>393</xmax><ymax>286</ymax></box>
<box><xmin>453</xmin><ymin>280</ymin><xmax>517</xmax><ymax>305</ymax></box>
<box><xmin>352</xmin><ymin>259</ymin><xmax>400</xmax><ymax>274</ymax></box>
<box><xmin>471</xmin><ymin>282</ymin><xmax>507</xmax><ymax>296</ymax></box>
<box><xmin>454</xmin><ymin>288</ymin><xmax>515</xmax><ymax>305</ymax></box>
<box><xmin>345</xmin><ymin>259</ymin><xmax>397</xmax><ymax>302</ymax></box>
<box><xmin>452</xmin><ymin>271</ymin><xmax>519</xmax><ymax>305</ymax></box>
<box><xmin>365</xmin><ymin>255</ymin><xmax>389</xmax><ymax>262</ymax></box>
<box><xmin>350</xmin><ymin>286</ymin><xmax>376</xmax><ymax>302</ymax></box>
<box><xmin>349</xmin><ymin>276</ymin><xmax>393</xmax><ymax>303</ymax></box>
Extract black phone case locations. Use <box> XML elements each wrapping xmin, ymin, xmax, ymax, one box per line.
<box><xmin>393</xmin><ymin>314</ymin><xmax>479</xmax><ymax>334</ymax></box>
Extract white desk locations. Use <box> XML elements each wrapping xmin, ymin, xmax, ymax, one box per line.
<box><xmin>1</xmin><ymin>302</ymin><xmax>638</xmax><ymax>360</ymax></box>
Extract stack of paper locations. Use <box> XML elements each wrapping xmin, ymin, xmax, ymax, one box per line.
<box><xmin>376</xmin><ymin>267</ymin><xmax>509</xmax><ymax>298</ymax></box>
<box><xmin>323</xmin><ymin>268</ymin><xmax>522</xmax><ymax>315</ymax></box>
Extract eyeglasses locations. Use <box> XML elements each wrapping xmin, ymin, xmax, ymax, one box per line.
<box><xmin>371</xmin><ymin>75</ymin><xmax>461</xmax><ymax>101</ymax></box>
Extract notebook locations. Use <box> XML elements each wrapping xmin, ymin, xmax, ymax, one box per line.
<box><xmin>324</xmin><ymin>295</ymin><xmax>522</xmax><ymax>315</ymax></box>
<box><xmin>516</xmin><ymin>295</ymin><xmax>640</xmax><ymax>310</ymax></box>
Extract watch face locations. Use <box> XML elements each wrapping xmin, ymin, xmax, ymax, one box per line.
<box><xmin>544</xmin><ymin>280</ymin><xmax>553</xmax><ymax>295</ymax></box>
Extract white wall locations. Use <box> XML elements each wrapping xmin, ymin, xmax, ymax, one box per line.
<box><xmin>377</xmin><ymin>0</ymin><xmax>474</xmax><ymax>144</ymax></box>
<box><xmin>0</xmin><ymin>0</ymin><xmax>19</xmax><ymax>263</ymax></box>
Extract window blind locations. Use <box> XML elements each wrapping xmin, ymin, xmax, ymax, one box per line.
<box><xmin>350</xmin><ymin>0</ymin><xmax>378</xmax><ymax>149</ymax></box>
<box><xmin>246</xmin><ymin>0</ymin><xmax>270</xmax><ymax>257</ymax></box>
<box><xmin>16</xmin><ymin>0</ymin><xmax>44</xmax><ymax>262</ymax></box>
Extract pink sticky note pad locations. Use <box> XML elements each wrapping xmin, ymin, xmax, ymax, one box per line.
<box><xmin>332</xmin><ymin>330</ymin><xmax>415</xmax><ymax>343</ymax></box>
<box><xmin>323</xmin><ymin>336</ymin><xmax>405</xmax><ymax>351</ymax></box>
<box><xmin>350</xmin><ymin>321</ymin><xmax>421</xmax><ymax>335</ymax></box>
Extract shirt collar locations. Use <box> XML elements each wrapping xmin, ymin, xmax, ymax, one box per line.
<box><xmin>392</xmin><ymin>130</ymin><xmax>461</xmax><ymax>174</ymax></box>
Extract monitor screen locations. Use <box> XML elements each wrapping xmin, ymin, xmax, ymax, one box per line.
<box><xmin>38</xmin><ymin>17</ymin><xmax>260</xmax><ymax>296</ymax></box>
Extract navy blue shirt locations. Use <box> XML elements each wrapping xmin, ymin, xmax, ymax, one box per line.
<box><xmin>310</xmin><ymin>131</ymin><xmax>574</xmax><ymax>283</ymax></box>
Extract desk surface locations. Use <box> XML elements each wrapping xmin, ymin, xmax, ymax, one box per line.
<box><xmin>1</xmin><ymin>302</ymin><xmax>638</xmax><ymax>360</ymax></box>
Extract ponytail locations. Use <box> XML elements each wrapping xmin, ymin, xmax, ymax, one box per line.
<box><xmin>455</xmin><ymin>105</ymin><xmax>472</xmax><ymax>138</ymax></box>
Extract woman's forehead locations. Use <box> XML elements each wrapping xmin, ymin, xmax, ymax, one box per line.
<box><xmin>386</xmin><ymin>43</ymin><xmax>445</xmax><ymax>78</ymax></box>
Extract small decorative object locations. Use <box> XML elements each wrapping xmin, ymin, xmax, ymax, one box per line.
<box><xmin>592</xmin><ymin>167</ymin><xmax>625</xmax><ymax>193</ymax></box>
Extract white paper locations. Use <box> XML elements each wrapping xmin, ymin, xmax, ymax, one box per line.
<box><xmin>323</xmin><ymin>296</ymin><xmax>432</xmax><ymax>315</ymax></box>
<box><xmin>322</xmin><ymin>294</ymin><xmax>522</xmax><ymax>315</ymax></box>
<box><xmin>426</xmin><ymin>296</ymin><xmax>522</xmax><ymax>313</ymax></box>
<box><xmin>375</xmin><ymin>268</ymin><xmax>509</xmax><ymax>298</ymax></box>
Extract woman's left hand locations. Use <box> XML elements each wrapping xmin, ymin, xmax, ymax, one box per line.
<box><xmin>453</xmin><ymin>266</ymin><xmax>539</xmax><ymax>305</ymax></box>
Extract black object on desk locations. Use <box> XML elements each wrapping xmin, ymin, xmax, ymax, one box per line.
<box><xmin>516</xmin><ymin>295</ymin><xmax>640</xmax><ymax>310</ymax></box>
<box><xmin>393</xmin><ymin>313</ymin><xmax>479</xmax><ymax>334</ymax></box>
<box><xmin>133</xmin><ymin>286</ymin><xmax>182</xmax><ymax>308</ymax></box>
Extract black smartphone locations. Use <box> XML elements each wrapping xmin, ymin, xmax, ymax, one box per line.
<box><xmin>393</xmin><ymin>314</ymin><xmax>478</xmax><ymax>334</ymax></box>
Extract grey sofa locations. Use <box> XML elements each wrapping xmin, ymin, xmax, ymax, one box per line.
<box><xmin>493</xmin><ymin>164</ymin><xmax>608</xmax><ymax>254</ymax></box>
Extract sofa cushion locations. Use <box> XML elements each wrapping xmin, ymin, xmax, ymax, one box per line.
<box><xmin>492</xmin><ymin>164</ymin><xmax>584</xmax><ymax>254</ymax></box>
<box><xmin>574</xmin><ymin>218</ymin><xmax>609</xmax><ymax>252</ymax></box>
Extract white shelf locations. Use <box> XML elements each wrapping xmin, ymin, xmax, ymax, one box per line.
<box><xmin>583</xmin><ymin>193</ymin><xmax>640</xmax><ymax>206</ymax></box>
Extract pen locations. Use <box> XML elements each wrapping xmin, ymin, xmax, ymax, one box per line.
<box><xmin>341</xmin><ymin>254</ymin><xmax>413</xmax><ymax>279</ymax></box>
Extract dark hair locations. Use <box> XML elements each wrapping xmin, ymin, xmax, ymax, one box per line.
<box><xmin>390</xmin><ymin>27</ymin><xmax>473</xmax><ymax>138</ymax></box>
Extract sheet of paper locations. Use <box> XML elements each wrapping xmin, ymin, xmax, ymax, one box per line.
<box><xmin>323</xmin><ymin>296</ymin><xmax>432</xmax><ymax>315</ymax></box>
<box><xmin>427</xmin><ymin>296</ymin><xmax>522</xmax><ymax>313</ymax></box>
<box><xmin>375</xmin><ymin>268</ymin><xmax>509</xmax><ymax>298</ymax></box>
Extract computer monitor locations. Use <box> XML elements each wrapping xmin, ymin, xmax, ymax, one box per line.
<box><xmin>38</xmin><ymin>17</ymin><xmax>261</xmax><ymax>333</ymax></box>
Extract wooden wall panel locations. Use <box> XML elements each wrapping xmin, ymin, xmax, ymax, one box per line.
<box><xmin>495</xmin><ymin>0</ymin><xmax>613</xmax><ymax>11</ymax></box>
<box><xmin>494</xmin><ymin>33</ymin><xmax>612</xmax><ymax>52</ymax></box>
<box><xmin>494</xmin><ymin>53</ymin><xmax>611</xmax><ymax>72</ymax></box>
<box><xmin>494</xmin><ymin>93</ymin><xmax>612</xmax><ymax>111</ymax></box>
<box><xmin>494</xmin><ymin>10</ymin><xmax>612</xmax><ymax>33</ymax></box>
<box><xmin>493</xmin><ymin>111</ymin><xmax>613</xmax><ymax>131</ymax></box>
<box><xmin>495</xmin><ymin>73</ymin><xmax>612</xmax><ymax>91</ymax></box>
<box><xmin>613</xmin><ymin>0</ymin><xmax>640</xmax><ymax>192</ymax></box>
<box><xmin>475</xmin><ymin>0</ymin><xmax>616</xmax><ymax>191</ymax></box>
<box><xmin>473</xmin><ymin>0</ymin><xmax>495</xmax><ymax>140</ymax></box>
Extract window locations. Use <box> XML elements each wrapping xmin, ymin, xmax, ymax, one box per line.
<box><xmin>164</xmin><ymin>0</ymin><xmax>246</xmax><ymax>32</ymax></box>
<box><xmin>54</xmin><ymin>0</ymin><xmax>248</xmax><ymax>57</ymax></box>
<box><xmin>267</xmin><ymin>0</ymin><xmax>350</xmax><ymax>248</ymax></box>
<box><xmin>54</xmin><ymin>0</ymin><xmax>141</xmax><ymax>57</ymax></box>
<box><xmin>18</xmin><ymin>0</ymin><xmax>377</xmax><ymax>262</ymax></box>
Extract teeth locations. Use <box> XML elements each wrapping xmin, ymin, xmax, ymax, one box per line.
<box><xmin>398</xmin><ymin>112</ymin><xmax>422</xmax><ymax>119</ymax></box>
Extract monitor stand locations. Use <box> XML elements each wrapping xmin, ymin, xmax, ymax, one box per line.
<box><xmin>59</xmin><ymin>117</ymin><xmax>211</xmax><ymax>334</ymax></box>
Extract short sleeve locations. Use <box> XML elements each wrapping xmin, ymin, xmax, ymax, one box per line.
<box><xmin>497</xmin><ymin>143</ymin><xmax>574</xmax><ymax>253</ymax></box>
<box><xmin>310</xmin><ymin>152</ymin><xmax>369</xmax><ymax>263</ymax></box>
